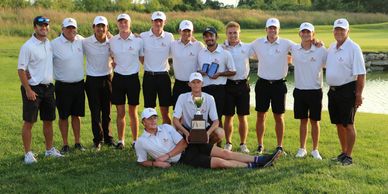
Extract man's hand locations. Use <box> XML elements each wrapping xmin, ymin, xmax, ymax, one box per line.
<box><xmin>355</xmin><ymin>95</ymin><xmax>363</xmax><ymax>108</ymax></box>
<box><xmin>185</xmin><ymin>134</ymin><xmax>190</xmax><ymax>144</ymax></box>
<box><xmin>154</xmin><ymin>161</ymin><xmax>171</xmax><ymax>168</ymax></box>
<box><xmin>206</xmin><ymin>131</ymin><xmax>210</xmax><ymax>144</ymax></box>
<box><xmin>312</xmin><ymin>38</ymin><xmax>324</xmax><ymax>48</ymax></box>
<box><xmin>190</xmin><ymin>36</ymin><xmax>197</xmax><ymax>42</ymax></box>
<box><xmin>111</xmin><ymin>61</ymin><xmax>117</xmax><ymax>69</ymax></box>
<box><xmin>156</xmin><ymin>154</ymin><xmax>169</xmax><ymax>162</ymax></box>
<box><xmin>26</xmin><ymin>87</ymin><xmax>37</xmax><ymax>101</ymax></box>
<box><xmin>209</xmin><ymin>72</ymin><xmax>220</xmax><ymax>79</ymax></box>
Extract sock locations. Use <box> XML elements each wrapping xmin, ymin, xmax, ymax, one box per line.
<box><xmin>247</xmin><ymin>162</ymin><xmax>257</xmax><ymax>168</ymax></box>
<box><xmin>118</xmin><ymin>140</ymin><xmax>124</xmax><ymax>145</ymax></box>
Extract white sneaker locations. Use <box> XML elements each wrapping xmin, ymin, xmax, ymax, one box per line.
<box><xmin>311</xmin><ymin>150</ymin><xmax>322</xmax><ymax>160</ymax></box>
<box><xmin>239</xmin><ymin>144</ymin><xmax>250</xmax><ymax>153</ymax></box>
<box><xmin>224</xmin><ymin>143</ymin><xmax>232</xmax><ymax>151</ymax></box>
<box><xmin>45</xmin><ymin>147</ymin><xmax>64</xmax><ymax>158</ymax></box>
<box><xmin>295</xmin><ymin>148</ymin><xmax>307</xmax><ymax>158</ymax></box>
<box><xmin>24</xmin><ymin>151</ymin><xmax>37</xmax><ymax>164</ymax></box>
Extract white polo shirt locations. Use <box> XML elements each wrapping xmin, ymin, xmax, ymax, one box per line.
<box><xmin>140</xmin><ymin>30</ymin><xmax>174</xmax><ymax>72</ymax></box>
<box><xmin>82</xmin><ymin>35</ymin><xmax>112</xmax><ymax>76</ymax></box>
<box><xmin>171</xmin><ymin>39</ymin><xmax>204</xmax><ymax>81</ymax></box>
<box><xmin>173</xmin><ymin>92</ymin><xmax>218</xmax><ymax>129</ymax></box>
<box><xmin>197</xmin><ymin>45</ymin><xmax>236</xmax><ymax>86</ymax></box>
<box><xmin>110</xmin><ymin>33</ymin><xmax>144</xmax><ymax>75</ymax></box>
<box><xmin>135</xmin><ymin>124</ymin><xmax>183</xmax><ymax>163</ymax></box>
<box><xmin>223</xmin><ymin>41</ymin><xmax>254</xmax><ymax>80</ymax></box>
<box><xmin>290</xmin><ymin>44</ymin><xmax>327</xmax><ymax>90</ymax></box>
<box><xmin>326</xmin><ymin>38</ymin><xmax>366</xmax><ymax>86</ymax></box>
<box><xmin>18</xmin><ymin>34</ymin><xmax>53</xmax><ymax>86</ymax></box>
<box><xmin>251</xmin><ymin>37</ymin><xmax>294</xmax><ymax>80</ymax></box>
<box><xmin>51</xmin><ymin>34</ymin><xmax>84</xmax><ymax>83</ymax></box>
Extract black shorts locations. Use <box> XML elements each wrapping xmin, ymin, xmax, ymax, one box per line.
<box><xmin>21</xmin><ymin>84</ymin><xmax>56</xmax><ymax>122</ymax></box>
<box><xmin>293</xmin><ymin>88</ymin><xmax>322</xmax><ymax>121</ymax></box>
<box><xmin>172</xmin><ymin>79</ymin><xmax>190</xmax><ymax>109</ymax></box>
<box><xmin>255</xmin><ymin>78</ymin><xmax>287</xmax><ymax>114</ymax></box>
<box><xmin>111</xmin><ymin>72</ymin><xmax>140</xmax><ymax>105</ymax></box>
<box><xmin>179</xmin><ymin>143</ymin><xmax>213</xmax><ymax>168</ymax></box>
<box><xmin>142</xmin><ymin>71</ymin><xmax>171</xmax><ymax>107</ymax></box>
<box><xmin>55</xmin><ymin>80</ymin><xmax>85</xmax><ymax>119</ymax></box>
<box><xmin>202</xmin><ymin>85</ymin><xmax>226</xmax><ymax>119</ymax></box>
<box><xmin>223</xmin><ymin>79</ymin><xmax>250</xmax><ymax>116</ymax></box>
<box><xmin>328</xmin><ymin>81</ymin><xmax>357</xmax><ymax>126</ymax></box>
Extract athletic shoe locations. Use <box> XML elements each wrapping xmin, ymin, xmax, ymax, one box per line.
<box><xmin>45</xmin><ymin>147</ymin><xmax>64</xmax><ymax>158</ymax></box>
<box><xmin>295</xmin><ymin>148</ymin><xmax>307</xmax><ymax>158</ymax></box>
<box><xmin>105</xmin><ymin>141</ymin><xmax>116</xmax><ymax>147</ymax></box>
<box><xmin>311</xmin><ymin>150</ymin><xmax>322</xmax><ymax>160</ymax></box>
<box><xmin>256</xmin><ymin>145</ymin><xmax>264</xmax><ymax>154</ymax></box>
<box><xmin>115</xmin><ymin>142</ymin><xmax>124</xmax><ymax>150</ymax></box>
<box><xmin>341</xmin><ymin>156</ymin><xmax>353</xmax><ymax>166</ymax></box>
<box><xmin>74</xmin><ymin>143</ymin><xmax>86</xmax><ymax>151</ymax></box>
<box><xmin>331</xmin><ymin>152</ymin><xmax>346</xmax><ymax>162</ymax></box>
<box><xmin>24</xmin><ymin>151</ymin><xmax>37</xmax><ymax>164</ymax></box>
<box><xmin>93</xmin><ymin>143</ymin><xmax>102</xmax><ymax>151</ymax></box>
<box><xmin>131</xmin><ymin>142</ymin><xmax>136</xmax><ymax>149</ymax></box>
<box><xmin>276</xmin><ymin>146</ymin><xmax>287</xmax><ymax>156</ymax></box>
<box><xmin>224</xmin><ymin>143</ymin><xmax>232</xmax><ymax>151</ymax></box>
<box><xmin>60</xmin><ymin>145</ymin><xmax>70</xmax><ymax>154</ymax></box>
<box><xmin>263</xmin><ymin>149</ymin><xmax>283</xmax><ymax>167</ymax></box>
<box><xmin>239</xmin><ymin>144</ymin><xmax>250</xmax><ymax>153</ymax></box>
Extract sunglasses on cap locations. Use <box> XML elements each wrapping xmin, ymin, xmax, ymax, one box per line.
<box><xmin>37</xmin><ymin>18</ymin><xmax>50</xmax><ymax>23</ymax></box>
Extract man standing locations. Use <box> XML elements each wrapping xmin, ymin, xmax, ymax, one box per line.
<box><xmin>290</xmin><ymin>22</ymin><xmax>327</xmax><ymax>160</ymax></box>
<box><xmin>110</xmin><ymin>13</ymin><xmax>143</xmax><ymax>149</ymax></box>
<box><xmin>173</xmin><ymin>72</ymin><xmax>224</xmax><ymax>145</ymax></box>
<box><xmin>251</xmin><ymin>18</ymin><xmax>294</xmax><ymax>154</ymax></box>
<box><xmin>326</xmin><ymin>18</ymin><xmax>366</xmax><ymax>165</ymax></box>
<box><xmin>222</xmin><ymin>21</ymin><xmax>253</xmax><ymax>153</ymax></box>
<box><xmin>51</xmin><ymin>18</ymin><xmax>86</xmax><ymax>154</ymax></box>
<box><xmin>83</xmin><ymin>16</ymin><xmax>114</xmax><ymax>150</ymax></box>
<box><xmin>171</xmin><ymin>20</ymin><xmax>204</xmax><ymax>108</ymax></box>
<box><xmin>140</xmin><ymin>11</ymin><xmax>174</xmax><ymax>124</ymax></box>
<box><xmin>198</xmin><ymin>27</ymin><xmax>236</xmax><ymax>126</ymax></box>
<box><xmin>18</xmin><ymin>16</ymin><xmax>63</xmax><ymax>164</ymax></box>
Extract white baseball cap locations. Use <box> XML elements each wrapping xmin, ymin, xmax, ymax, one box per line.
<box><xmin>299</xmin><ymin>22</ymin><xmax>314</xmax><ymax>32</ymax></box>
<box><xmin>333</xmin><ymin>18</ymin><xmax>349</xmax><ymax>30</ymax></box>
<box><xmin>266</xmin><ymin>18</ymin><xmax>280</xmax><ymax>28</ymax></box>
<box><xmin>93</xmin><ymin>16</ymin><xmax>108</xmax><ymax>25</ymax></box>
<box><xmin>117</xmin><ymin>13</ymin><xmax>131</xmax><ymax>21</ymax></box>
<box><xmin>179</xmin><ymin>20</ymin><xmax>193</xmax><ymax>31</ymax></box>
<box><xmin>151</xmin><ymin>11</ymin><xmax>166</xmax><ymax>21</ymax></box>
<box><xmin>62</xmin><ymin>18</ymin><xmax>77</xmax><ymax>28</ymax></box>
<box><xmin>141</xmin><ymin>108</ymin><xmax>158</xmax><ymax>120</ymax></box>
<box><xmin>189</xmin><ymin>72</ymin><xmax>203</xmax><ymax>82</ymax></box>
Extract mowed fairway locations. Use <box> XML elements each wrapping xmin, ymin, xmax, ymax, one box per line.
<box><xmin>0</xmin><ymin>32</ymin><xmax>387</xmax><ymax>193</ymax></box>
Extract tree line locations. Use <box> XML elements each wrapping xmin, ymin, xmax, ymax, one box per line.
<box><xmin>1</xmin><ymin>0</ymin><xmax>387</xmax><ymax>13</ymax></box>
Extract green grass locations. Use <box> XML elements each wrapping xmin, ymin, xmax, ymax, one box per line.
<box><xmin>0</xmin><ymin>37</ymin><xmax>387</xmax><ymax>193</ymax></box>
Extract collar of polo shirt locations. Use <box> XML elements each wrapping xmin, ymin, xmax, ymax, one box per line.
<box><xmin>118</xmin><ymin>33</ymin><xmax>134</xmax><ymax>40</ymax></box>
<box><xmin>206</xmin><ymin>44</ymin><xmax>222</xmax><ymax>53</ymax></box>
<box><xmin>297</xmin><ymin>44</ymin><xmax>316</xmax><ymax>52</ymax></box>
<box><xmin>149</xmin><ymin>29</ymin><xmax>165</xmax><ymax>38</ymax></box>
<box><xmin>224</xmin><ymin>40</ymin><xmax>242</xmax><ymax>47</ymax></box>
<box><xmin>143</xmin><ymin>126</ymin><xmax>161</xmax><ymax>137</ymax></box>
<box><xmin>264</xmin><ymin>37</ymin><xmax>280</xmax><ymax>44</ymax></box>
<box><xmin>92</xmin><ymin>35</ymin><xmax>108</xmax><ymax>44</ymax></box>
<box><xmin>178</xmin><ymin>38</ymin><xmax>193</xmax><ymax>45</ymax></box>
<box><xmin>31</xmin><ymin>34</ymin><xmax>46</xmax><ymax>44</ymax></box>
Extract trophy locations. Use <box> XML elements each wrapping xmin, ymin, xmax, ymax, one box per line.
<box><xmin>189</xmin><ymin>97</ymin><xmax>208</xmax><ymax>144</ymax></box>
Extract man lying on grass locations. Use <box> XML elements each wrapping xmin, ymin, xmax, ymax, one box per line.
<box><xmin>135</xmin><ymin>107</ymin><xmax>282</xmax><ymax>169</ymax></box>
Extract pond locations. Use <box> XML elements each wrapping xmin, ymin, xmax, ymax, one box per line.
<box><xmin>248</xmin><ymin>72</ymin><xmax>388</xmax><ymax>115</ymax></box>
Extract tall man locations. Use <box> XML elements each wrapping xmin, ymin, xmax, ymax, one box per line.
<box><xmin>222</xmin><ymin>21</ymin><xmax>254</xmax><ymax>153</ymax></box>
<box><xmin>198</xmin><ymin>27</ymin><xmax>236</xmax><ymax>127</ymax></box>
<box><xmin>83</xmin><ymin>16</ymin><xmax>114</xmax><ymax>150</ymax></box>
<box><xmin>171</xmin><ymin>20</ymin><xmax>204</xmax><ymax>108</ymax></box>
<box><xmin>251</xmin><ymin>18</ymin><xmax>294</xmax><ymax>154</ymax></box>
<box><xmin>18</xmin><ymin>16</ymin><xmax>63</xmax><ymax>164</ymax></box>
<box><xmin>51</xmin><ymin>18</ymin><xmax>86</xmax><ymax>154</ymax></box>
<box><xmin>326</xmin><ymin>18</ymin><xmax>366</xmax><ymax>165</ymax></box>
<box><xmin>290</xmin><ymin>22</ymin><xmax>327</xmax><ymax>160</ymax></box>
<box><xmin>140</xmin><ymin>11</ymin><xmax>174</xmax><ymax>124</ymax></box>
<box><xmin>110</xmin><ymin>14</ymin><xmax>144</xmax><ymax>149</ymax></box>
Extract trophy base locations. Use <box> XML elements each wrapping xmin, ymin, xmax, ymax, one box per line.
<box><xmin>189</xmin><ymin>129</ymin><xmax>207</xmax><ymax>144</ymax></box>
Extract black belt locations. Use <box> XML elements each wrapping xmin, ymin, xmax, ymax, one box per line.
<box><xmin>86</xmin><ymin>75</ymin><xmax>111</xmax><ymax>79</ymax></box>
<box><xmin>227</xmin><ymin>79</ymin><xmax>247</xmax><ymax>85</ymax></box>
<box><xmin>35</xmin><ymin>83</ymin><xmax>53</xmax><ymax>88</ymax></box>
<box><xmin>258</xmin><ymin>77</ymin><xmax>286</xmax><ymax>84</ymax></box>
<box><xmin>175</xmin><ymin>79</ymin><xmax>189</xmax><ymax>84</ymax></box>
<box><xmin>144</xmin><ymin>71</ymin><xmax>168</xmax><ymax>76</ymax></box>
<box><xmin>56</xmin><ymin>80</ymin><xmax>84</xmax><ymax>85</ymax></box>
<box><xmin>329</xmin><ymin>81</ymin><xmax>356</xmax><ymax>91</ymax></box>
<box><xmin>114</xmin><ymin>72</ymin><xmax>138</xmax><ymax>78</ymax></box>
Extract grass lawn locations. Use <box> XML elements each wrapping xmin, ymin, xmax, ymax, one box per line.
<box><xmin>0</xmin><ymin>36</ymin><xmax>387</xmax><ymax>193</ymax></box>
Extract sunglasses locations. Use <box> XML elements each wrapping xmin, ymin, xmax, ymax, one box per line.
<box><xmin>37</xmin><ymin>18</ymin><xmax>50</xmax><ymax>23</ymax></box>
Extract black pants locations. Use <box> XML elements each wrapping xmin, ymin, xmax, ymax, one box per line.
<box><xmin>85</xmin><ymin>75</ymin><xmax>113</xmax><ymax>144</ymax></box>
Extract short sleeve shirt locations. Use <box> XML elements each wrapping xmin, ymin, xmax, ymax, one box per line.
<box><xmin>223</xmin><ymin>41</ymin><xmax>254</xmax><ymax>80</ymax></box>
<box><xmin>171</xmin><ymin>40</ymin><xmax>204</xmax><ymax>81</ymax></box>
<box><xmin>82</xmin><ymin>35</ymin><xmax>112</xmax><ymax>76</ymax></box>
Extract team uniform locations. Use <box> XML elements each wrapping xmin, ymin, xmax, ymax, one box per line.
<box><xmin>110</xmin><ymin>33</ymin><xmax>144</xmax><ymax>106</ymax></box>
<box><xmin>326</xmin><ymin>38</ymin><xmax>366</xmax><ymax>125</ymax></box>
<box><xmin>83</xmin><ymin>35</ymin><xmax>114</xmax><ymax>145</ymax></box>
<box><xmin>251</xmin><ymin>37</ymin><xmax>294</xmax><ymax>114</ymax></box>
<box><xmin>140</xmin><ymin>30</ymin><xmax>174</xmax><ymax>108</ymax></box>
<box><xmin>18</xmin><ymin>34</ymin><xmax>55</xmax><ymax>122</ymax></box>
<box><xmin>197</xmin><ymin>45</ymin><xmax>236</xmax><ymax>119</ymax></box>
<box><xmin>171</xmin><ymin>39</ymin><xmax>204</xmax><ymax>107</ymax></box>
<box><xmin>290</xmin><ymin>44</ymin><xmax>327</xmax><ymax>121</ymax></box>
<box><xmin>222</xmin><ymin>41</ymin><xmax>253</xmax><ymax>116</ymax></box>
<box><xmin>51</xmin><ymin>34</ymin><xmax>85</xmax><ymax>120</ymax></box>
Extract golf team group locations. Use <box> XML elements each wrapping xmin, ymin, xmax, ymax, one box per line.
<box><xmin>17</xmin><ymin>10</ymin><xmax>366</xmax><ymax>168</ymax></box>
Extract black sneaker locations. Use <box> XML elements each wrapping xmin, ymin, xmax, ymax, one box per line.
<box><xmin>256</xmin><ymin>145</ymin><xmax>264</xmax><ymax>154</ymax></box>
<box><xmin>60</xmin><ymin>145</ymin><xmax>70</xmax><ymax>154</ymax></box>
<box><xmin>105</xmin><ymin>140</ymin><xmax>116</xmax><ymax>147</ymax></box>
<box><xmin>276</xmin><ymin>146</ymin><xmax>287</xmax><ymax>156</ymax></box>
<box><xmin>131</xmin><ymin>142</ymin><xmax>136</xmax><ymax>149</ymax></box>
<box><xmin>263</xmin><ymin>149</ymin><xmax>283</xmax><ymax>167</ymax></box>
<box><xmin>332</xmin><ymin>152</ymin><xmax>346</xmax><ymax>162</ymax></box>
<box><xmin>341</xmin><ymin>156</ymin><xmax>353</xmax><ymax>166</ymax></box>
<box><xmin>115</xmin><ymin>142</ymin><xmax>124</xmax><ymax>150</ymax></box>
<box><xmin>74</xmin><ymin>143</ymin><xmax>86</xmax><ymax>151</ymax></box>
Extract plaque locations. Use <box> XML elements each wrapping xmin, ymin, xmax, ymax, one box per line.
<box><xmin>189</xmin><ymin>97</ymin><xmax>208</xmax><ymax>144</ymax></box>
